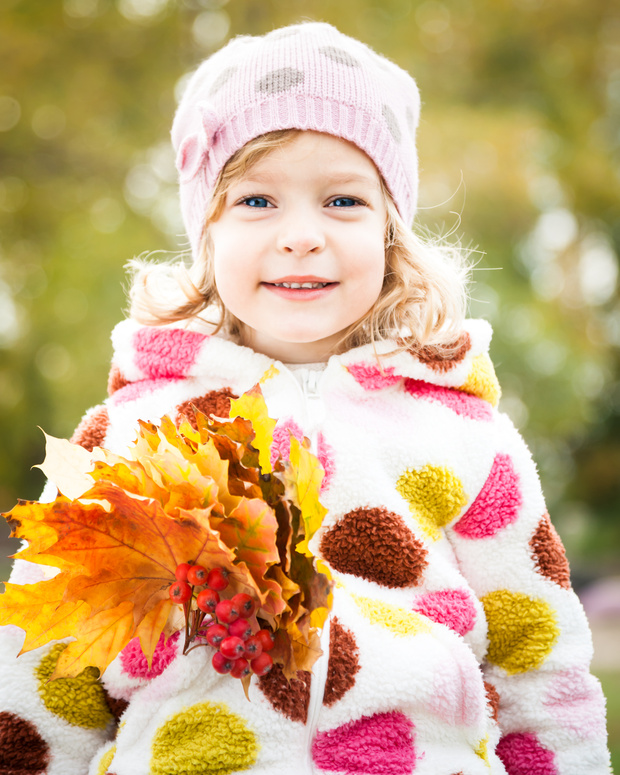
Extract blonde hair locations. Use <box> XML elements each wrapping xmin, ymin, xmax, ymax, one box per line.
<box><xmin>128</xmin><ymin>129</ymin><xmax>471</xmax><ymax>356</ymax></box>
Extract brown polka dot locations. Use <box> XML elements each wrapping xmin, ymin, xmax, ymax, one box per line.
<box><xmin>107</xmin><ymin>365</ymin><xmax>129</xmax><ymax>395</ymax></box>
<box><xmin>0</xmin><ymin>711</ymin><xmax>50</xmax><ymax>772</ymax></box>
<box><xmin>529</xmin><ymin>513</ymin><xmax>571</xmax><ymax>589</ymax></box>
<box><xmin>258</xmin><ymin>664</ymin><xmax>311</xmax><ymax>723</ymax></box>
<box><xmin>323</xmin><ymin>618</ymin><xmax>360</xmax><ymax>707</ymax></box>
<box><xmin>176</xmin><ymin>388</ymin><xmax>238</xmax><ymax>430</ymax></box>
<box><xmin>484</xmin><ymin>680</ymin><xmax>500</xmax><ymax>722</ymax></box>
<box><xmin>319</xmin><ymin>507</ymin><xmax>428</xmax><ymax>588</ymax></box>
<box><xmin>103</xmin><ymin>688</ymin><xmax>129</xmax><ymax>723</ymax></box>
<box><xmin>70</xmin><ymin>406</ymin><xmax>109</xmax><ymax>452</ymax></box>
<box><xmin>414</xmin><ymin>332</ymin><xmax>472</xmax><ymax>373</ymax></box>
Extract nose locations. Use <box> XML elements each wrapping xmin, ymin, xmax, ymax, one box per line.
<box><xmin>276</xmin><ymin>212</ymin><xmax>325</xmax><ymax>257</ymax></box>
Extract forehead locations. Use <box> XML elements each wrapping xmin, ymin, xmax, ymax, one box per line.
<box><xmin>242</xmin><ymin>131</ymin><xmax>382</xmax><ymax>187</ymax></box>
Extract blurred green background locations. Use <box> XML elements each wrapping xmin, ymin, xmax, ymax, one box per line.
<box><xmin>1</xmin><ymin>0</ymin><xmax>619</xmax><ymax>764</ymax></box>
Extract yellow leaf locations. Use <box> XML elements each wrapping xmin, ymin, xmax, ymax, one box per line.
<box><xmin>36</xmin><ymin>433</ymin><xmax>95</xmax><ymax>499</ymax></box>
<box><xmin>229</xmin><ymin>386</ymin><xmax>276</xmax><ymax>474</ymax></box>
<box><xmin>53</xmin><ymin>601</ymin><xmax>135</xmax><ymax>678</ymax></box>
<box><xmin>285</xmin><ymin>437</ymin><xmax>327</xmax><ymax>557</ymax></box>
<box><xmin>136</xmin><ymin>599</ymin><xmax>174</xmax><ymax>669</ymax></box>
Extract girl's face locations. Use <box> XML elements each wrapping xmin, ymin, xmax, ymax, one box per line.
<box><xmin>209</xmin><ymin>131</ymin><xmax>387</xmax><ymax>363</ymax></box>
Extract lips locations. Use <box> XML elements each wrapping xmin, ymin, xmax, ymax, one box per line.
<box><xmin>262</xmin><ymin>278</ymin><xmax>338</xmax><ymax>300</ymax></box>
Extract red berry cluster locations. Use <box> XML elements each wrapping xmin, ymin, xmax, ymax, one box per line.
<box><xmin>169</xmin><ymin>563</ymin><xmax>274</xmax><ymax>679</ymax></box>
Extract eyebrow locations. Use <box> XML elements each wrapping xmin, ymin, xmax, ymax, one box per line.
<box><xmin>239</xmin><ymin>171</ymin><xmax>380</xmax><ymax>188</ymax></box>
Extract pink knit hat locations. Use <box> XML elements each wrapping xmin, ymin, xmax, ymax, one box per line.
<box><xmin>172</xmin><ymin>21</ymin><xmax>421</xmax><ymax>260</ymax></box>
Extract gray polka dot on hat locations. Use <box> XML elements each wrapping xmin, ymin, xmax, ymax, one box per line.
<box><xmin>256</xmin><ymin>67</ymin><xmax>305</xmax><ymax>94</ymax></box>
<box><xmin>405</xmin><ymin>106</ymin><xmax>415</xmax><ymax>133</ymax></box>
<box><xmin>319</xmin><ymin>46</ymin><xmax>360</xmax><ymax>67</ymax></box>
<box><xmin>209</xmin><ymin>66</ymin><xmax>238</xmax><ymax>97</ymax></box>
<box><xmin>382</xmin><ymin>104</ymin><xmax>401</xmax><ymax>143</ymax></box>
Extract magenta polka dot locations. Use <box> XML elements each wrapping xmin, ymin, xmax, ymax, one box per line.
<box><xmin>317</xmin><ymin>432</ymin><xmax>335</xmax><ymax>492</ymax></box>
<box><xmin>312</xmin><ymin>711</ymin><xmax>417</xmax><ymax>774</ymax></box>
<box><xmin>270</xmin><ymin>418</ymin><xmax>304</xmax><ymax>467</ymax></box>
<box><xmin>404</xmin><ymin>379</ymin><xmax>492</xmax><ymax>421</ymax></box>
<box><xmin>454</xmin><ymin>453</ymin><xmax>522</xmax><ymax>539</ymax></box>
<box><xmin>120</xmin><ymin>631</ymin><xmax>180</xmax><ymax>680</ymax></box>
<box><xmin>348</xmin><ymin>362</ymin><xmax>401</xmax><ymax>390</ymax></box>
<box><xmin>412</xmin><ymin>589</ymin><xmax>476</xmax><ymax>636</ymax></box>
<box><xmin>496</xmin><ymin>732</ymin><xmax>557</xmax><ymax>775</ymax></box>
<box><xmin>134</xmin><ymin>327</ymin><xmax>206</xmax><ymax>379</ymax></box>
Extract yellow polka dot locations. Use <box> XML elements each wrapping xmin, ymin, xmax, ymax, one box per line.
<box><xmin>96</xmin><ymin>745</ymin><xmax>116</xmax><ymax>775</ymax></box>
<box><xmin>459</xmin><ymin>353</ymin><xmax>501</xmax><ymax>407</ymax></box>
<box><xmin>475</xmin><ymin>735</ymin><xmax>490</xmax><ymax>767</ymax></box>
<box><xmin>151</xmin><ymin>701</ymin><xmax>258</xmax><ymax>775</ymax></box>
<box><xmin>36</xmin><ymin>644</ymin><xmax>112</xmax><ymax>729</ymax></box>
<box><xmin>352</xmin><ymin>593</ymin><xmax>432</xmax><ymax>637</ymax></box>
<box><xmin>396</xmin><ymin>465</ymin><xmax>467</xmax><ymax>540</ymax></box>
<box><xmin>482</xmin><ymin>590</ymin><xmax>559</xmax><ymax>674</ymax></box>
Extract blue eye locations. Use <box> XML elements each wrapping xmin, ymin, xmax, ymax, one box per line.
<box><xmin>329</xmin><ymin>197</ymin><xmax>360</xmax><ymax>207</ymax></box>
<box><xmin>242</xmin><ymin>196</ymin><xmax>270</xmax><ymax>208</ymax></box>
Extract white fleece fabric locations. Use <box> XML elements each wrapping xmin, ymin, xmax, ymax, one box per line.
<box><xmin>0</xmin><ymin>317</ymin><xmax>610</xmax><ymax>775</ymax></box>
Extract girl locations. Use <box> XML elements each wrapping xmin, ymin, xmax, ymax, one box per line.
<box><xmin>0</xmin><ymin>21</ymin><xmax>611</xmax><ymax>775</ymax></box>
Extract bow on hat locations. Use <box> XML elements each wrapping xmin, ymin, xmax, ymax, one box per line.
<box><xmin>175</xmin><ymin>104</ymin><xmax>220</xmax><ymax>181</ymax></box>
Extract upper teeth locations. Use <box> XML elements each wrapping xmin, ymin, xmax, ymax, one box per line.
<box><xmin>273</xmin><ymin>282</ymin><xmax>329</xmax><ymax>288</ymax></box>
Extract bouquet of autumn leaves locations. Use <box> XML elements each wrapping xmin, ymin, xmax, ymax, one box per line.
<box><xmin>0</xmin><ymin>386</ymin><xmax>332</xmax><ymax>689</ymax></box>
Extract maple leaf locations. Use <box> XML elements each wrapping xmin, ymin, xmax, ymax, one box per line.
<box><xmin>229</xmin><ymin>386</ymin><xmax>276</xmax><ymax>474</ymax></box>
<box><xmin>284</xmin><ymin>437</ymin><xmax>327</xmax><ymax>557</ymax></box>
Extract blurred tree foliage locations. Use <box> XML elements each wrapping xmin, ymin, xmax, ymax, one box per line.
<box><xmin>0</xmin><ymin>0</ymin><xmax>619</xmax><ymax>575</ymax></box>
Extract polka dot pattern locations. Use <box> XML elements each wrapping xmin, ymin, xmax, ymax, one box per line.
<box><xmin>320</xmin><ymin>507</ymin><xmax>428</xmax><ymax>588</ymax></box>
<box><xmin>411</xmin><ymin>589</ymin><xmax>476</xmax><ymax>636</ymax></box>
<box><xmin>176</xmin><ymin>388</ymin><xmax>237</xmax><ymax>429</ymax></box>
<box><xmin>459</xmin><ymin>353</ymin><xmax>500</xmax><ymax>407</ymax></box>
<box><xmin>312</xmin><ymin>711</ymin><xmax>417</xmax><ymax>774</ymax></box>
<box><xmin>529</xmin><ymin>514</ymin><xmax>570</xmax><ymax>589</ymax></box>
<box><xmin>119</xmin><ymin>631</ymin><xmax>180</xmax><ymax>680</ymax></box>
<box><xmin>96</xmin><ymin>745</ymin><xmax>117</xmax><ymax>775</ymax></box>
<box><xmin>496</xmin><ymin>732</ymin><xmax>557</xmax><ymax>775</ymax></box>
<box><xmin>396</xmin><ymin>465</ymin><xmax>467</xmax><ymax>540</ymax></box>
<box><xmin>482</xmin><ymin>590</ymin><xmax>559</xmax><ymax>674</ymax></box>
<box><xmin>404</xmin><ymin>379</ymin><xmax>493</xmax><ymax>421</ymax></box>
<box><xmin>209</xmin><ymin>66</ymin><xmax>238</xmax><ymax>96</ymax></box>
<box><xmin>150</xmin><ymin>702</ymin><xmax>258</xmax><ymax>775</ymax></box>
<box><xmin>255</xmin><ymin>67</ymin><xmax>304</xmax><ymax>94</ymax></box>
<box><xmin>454</xmin><ymin>454</ymin><xmax>521</xmax><ymax>539</ymax></box>
<box><xmin>107</xmin><ymin>365</ymin><xmax>129</xmax><ymax>395</ymax></box>
<box><xmin>36</xmin><ymin>644</ymin><xmax>113</xmax><ymax>729</ymax></box>
<box><xmin>258</xmin><ymin>664</ymin><xmax>311</xmax><ymax>723</ymax></box>
<box><xmin>0</xmin><ymin>711</ymin><xmax>50</xmax><ymax>772</ymax></box>
<box><xmin>352</xmin><ymin>594</ymin><xmax>432</xmax><ymax>637</ymax></box>
<box><xmin>70</xmin><ymin>405</ymin><xmax>109</xmax><ymax>452</ymax></box>
<box><xmin>483</xmin><ymin>680</ymin><xmax>500</xmax><ymax>722</ymax></box>
<box><xmin>347</xmin><ymin>362</ymin><xmax>400</xmax><ymax>390</ymax></box>
<box><xmin>133</xmin><ymin>327</ymin><xmax>206</xmax><ymax>380</ymax></box>
<box><xmin>382</xmin><ymin>104</ymin><xmax>402</xmax><ymax>143</ymax></box>
<box><xmin>323</xmin><ymin>618</ymin><xmax>360</xmax><ymax>707</ymax></box>
<box><xmin>319</xmin><ymin>46</ymin><xmax>360</xmax><ymax>66</ymax></box>
<box><xmin>415</xmin><ymin>332</ymin><xmax>471</xmax><ymax>372</ymax></box>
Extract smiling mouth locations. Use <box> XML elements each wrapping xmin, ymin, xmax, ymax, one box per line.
<box><xmin>269</xmin><ymin>282</ymin><xmax>332</xmax><ymax>289</ymax></box>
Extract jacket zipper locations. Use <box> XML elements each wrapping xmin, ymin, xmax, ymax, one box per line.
<box><xmin>289</xmin><ymin>367</ymin><xmax>330</xmax><ymax>772</ymax></box>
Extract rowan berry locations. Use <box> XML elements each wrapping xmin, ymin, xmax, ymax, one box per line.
<box><xmin>175</xmin><ymin>562</ymin><xmax>192</xmax><ymax>583</ymax></box>
<box><xmin>250</xmin><ymin>652</ymin><xmax>273</xmax><ymax>676</ymax></box>
<box><xmin>255</xmin><ymin>629</ymin><xmax>275</xmax><ymax>652</ymax></box>
<box><xmin>206</xmin><ymin>567</ymin><xmax>229</xmax><ymax>591</ymax></box>
<box><xmin>220</xmin><ymin>636</ymin><xmax>246</xmax><ymax>660</ymax></box>
<box><xmin>231</xmin><ymin>592</ymin><xmax>255</xmax><ymax>618</ymax></box>
<box><xmin>212</xmin><ymin>651</ymin><xmax>234</xmax><ymax>674</ymax></box>
<box><xmin>243</xmin><ymin>634</ymin><xmax>263</xmax><ymax>659</ymax></box>
<box><xmin>228</xmin><ymin>618</ymin><xmax>253</xmax><ymax>641</ymax></box>
<box><xmin>187</xmin><ymin>564</ymin><xmax>208</xmax><ymax>586</ymax></box>
<box><xmin>215</xmin><ymin>598</ymin><xmax>239</xmax><ymax>624</ymax></box>
<box><xmin>196</xmin><ymin>588</ymin><xmax>220</xmax><ymax>613</ymax></box>
<box><xmin>205</xmin><ymin>623</ymin><xmax>228</xmax><ymax>648</ymax></box>
<box><xmin>230</xmin><ymin>657</ymin><xmax>251</xmax><ymax>679</ymax></box>
<box><xmin>168</xmin><ymin>581</ymin><xmax>192</xmax><ymax>604</ymax></box>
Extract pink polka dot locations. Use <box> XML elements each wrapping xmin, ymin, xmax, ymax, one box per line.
<box><xmin>428</xmin><ymin>639</ymin><xmax>485</xmax><ymax>726</ymax></box>
<box><xmin>270</xmin><ymin>418</ymin><xmax>304</xmax><ymax>468</ymax></box>
<box><xmin>111</xmin><ymin>378</ymin><xmax>181</xmax><ymax>405</ymax></box>
<box><xmin>312</xmin><ymin>711</ymin><xmax>417</xmax><ymax>774</ymax></box>
<box><xmin>412</xmin><ymin>589</ymin><xmax>476</xmax><ymax>636</ymax></box>
<box><xmin>544</xmin><ymin>669</ymin><xmax>608</xmax><ymax>739</ymax></box>
<box><xmin>317</xmin><ymin>432</ymin><xmax>335</xmax><ymax>492</ymax></box>
<box><xmin>134</xmin><ymin>327</ymin><xmax>206</xmax><ymax>379</ymax></box>
<box><xmin>404</xmin><ymin>379</ymin><xmax>492</xmax><ymax>421</ymax></box>
<box><xmin>496</xmin><ymin>733</ymin><xmax>557</xmax><ymax>775</ymax></box>
<box><xmin>454</xmin><ymin>453</ymin><xmax>522</xmax><ymax>539</ymax></box>
<box><xmin>348</xmin><ymin>362</ymin><xmax>401</xmax><ymax>391</ymax></box>
<box><xmin>119</xmin><ymin>631</ymin><xmax>180</xmax><ymax>680</ymax></box>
